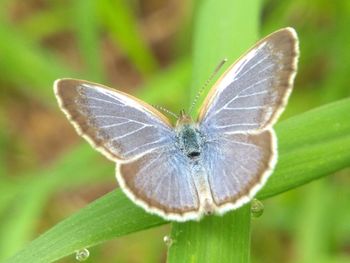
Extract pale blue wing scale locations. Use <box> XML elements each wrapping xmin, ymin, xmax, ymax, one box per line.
<box><xmin>118</xmin><ymin>146</ymin><xmax>200</xmax><ymax>220</ymax></box>
<box><xmin>202</xmin><ymin>130</ymin><xmax>276</xmax><ymax>207</ymax></box>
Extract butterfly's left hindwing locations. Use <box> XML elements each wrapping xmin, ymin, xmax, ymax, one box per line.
<box><xmin>117</xmin><ymin>147</ymin><xmax>201</xmax><ymax>221</ymax></box>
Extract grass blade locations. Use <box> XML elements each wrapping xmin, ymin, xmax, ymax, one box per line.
<box><xmin>4</xmin><ymin>191</ymin><xmax>165</xmax><ymax>263</ymax></box>
<box><xmin>74</xmin><ymin>0</ymin><xmax>105</xmax><ymax>82</ymax></box>
<box><xmin>5</xmin><ymin>96</ymin><xmax>350</xmax><ymax>263</ymax></box>
<box><xmin>189</xmin><ymin>0</ymin><xmax>261</xmax><ymax>115</ymax></box>
<box><xmin>259</xmin><ymin>98</ymin><xmax>350</xmax><ymax>198</ymax></box>
<box><xmin>0</xmin><ymin>22</ymin><xmax>78</xmax><ymax>102</ymax></box>
<box><xmin>0</xmin><ymin>184</ymin><xmax>53</xmax><ymax>260</ymax></box>
<box><xmin>168</xmin><ymin>205</ymin><xmax>251</xmax><ymax>262</ymax></box>
<box><xmin>98</xmin><ymin>0</ymin><xmax>158</xmax><ymax>76</ymax></box>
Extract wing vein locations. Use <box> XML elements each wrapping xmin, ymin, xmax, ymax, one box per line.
<box><xmin>232</xmin><ymin>54</ymin><xmax>269</xmax><ymax>82</ymax></box>
<box><xmin>123</xmin><ymin>138</ymin><xmax>165</xmax><ymax>156</ymax></box>
<box><xmin>111</xmin><ymin>125</ymin><xmax>150</xmax><ymax>140</ymax></box>
<box><xmin>100</xmin><ymin>120</ymin><xmax>131</xmax><ymax>128</ymax></box>
<box><xmin>209</xmin><ymin>77</ymin><xmax>272</xmax><ymax>118</ymax></box>
<box><xmin>237</xmin><ymin>90</ymin><xmax>269</xmax><ymax>98</ymax></box>
<box><xmin>225</xmin><ymin>106</ymin><xmax>266</xmax><ymax>110</ymax></box>
<box><xmin>215</xmin><ymin>123</ymin><xmax>258</xmax><ymax>129</ymax></box>
<box><xmin>85</xmin><ymin>96</ymin><xmax>120</xmax><ymax>105</ymax></box>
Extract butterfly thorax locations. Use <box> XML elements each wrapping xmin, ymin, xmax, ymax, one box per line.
<box><xmin>175</xmin><ymin>110</ymin><xmax>204</xmax><ymax>159</ymax></box>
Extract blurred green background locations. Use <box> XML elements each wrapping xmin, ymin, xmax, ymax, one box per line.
<box><xmin>0</xmin><ymin>0</ymin><xmax>349</xmax><ymax>262</ymax></box>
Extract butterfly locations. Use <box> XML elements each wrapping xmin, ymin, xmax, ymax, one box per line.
<box><xmin>54</xmin><ymin>27</ymin><xmax>299</xmax><ymax>221</ymax></box>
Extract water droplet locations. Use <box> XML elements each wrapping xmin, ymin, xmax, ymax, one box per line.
<box><xmin>251</xmin><ymin>198</ymin><xmax>264</xmax><ymax>218</ymax></box>
<box><xmin>75</xmin><ymin>248</ymin><xmax>90</xmax><ymax>261</ymax></box>
<box><xmin>163</xmin><ymin>235</ymin><xmax>173</xmax><ymax>247</ymax></box>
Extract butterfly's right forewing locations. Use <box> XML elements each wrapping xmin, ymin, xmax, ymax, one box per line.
<box><xmin>199</xmin><ymin>28</ymin><xmax>299</xmax><ymax>134</ymax></box>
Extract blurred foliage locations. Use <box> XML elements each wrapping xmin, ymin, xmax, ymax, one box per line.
<box><xmin>0</xmin><ymin>0</ymin><xmax>349</xmax><ymax>262</ymax></box>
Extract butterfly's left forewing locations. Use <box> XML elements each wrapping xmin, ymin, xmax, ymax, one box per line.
<box><xmin>55</xmin><ymin>79</ymin><xmax>174</xmax><ymax>162</ymax></box>
<box><xmin>55</xmin><ymin>79</ymin><xmax>201</xmax><ymax>220</ymax></box>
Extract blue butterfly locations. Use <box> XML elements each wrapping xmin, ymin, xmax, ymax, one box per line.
<box><xmin>54</xmin><ymin>28</ymin><xmax>299</xmax><ymax>221</ymax></box>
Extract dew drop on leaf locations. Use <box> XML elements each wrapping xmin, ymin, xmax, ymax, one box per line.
<box><xmin>75</xmin><ymin>248</ymin><xmax>90</xmax><ymax>261</ymax></box>
<box><xmin>163</xmin><ymin>235</ymin><xmax>173</xmax><ymax>247</ymax></box>
<box><xmin>251</xmin><ymin>198</ymin><xmax>264</xmax><ymax>218</ymax></box>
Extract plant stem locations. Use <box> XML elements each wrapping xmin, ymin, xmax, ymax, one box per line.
<box><xmin>168</xmin><ymin>205</ymin><xmax>251</xmax><ymax>263</ymax></box>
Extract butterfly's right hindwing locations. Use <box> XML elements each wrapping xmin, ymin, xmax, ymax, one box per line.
<box><xmin>201</xmin><ymin>130</ymin><xmax>276</xmax><ymax>211</ymax></box>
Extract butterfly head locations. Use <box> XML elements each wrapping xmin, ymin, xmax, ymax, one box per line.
<box><xmin>176</xmin><ymin>109</ymin><xmax>193</xmax><ymax>127</ymax></box>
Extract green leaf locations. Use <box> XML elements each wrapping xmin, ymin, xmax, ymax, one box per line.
<box><xmin>138</xmin><ymin>58</ymin><xmax>191</xmax><ymax>113</ymax></box>
<box><xmin>168</xmin><ymin>205</ymin><xmax>251</xmax><ymax>262</ymax></box>
<box><xmin>258</xmin><ymin>97</ymin><xmax>350</xmax><ymax>198</ymax></box>
<box><xmin>4</xmin><ymin>191</ymin><xmax>165</xmax><ymax>263</ymax></box>
<box><xmin>6</xmin><ymin>96</ymin><xmax>350</xmax><ymax>263</ymax></box>
<box><xmin>74</xmin><ymin>0</ymin><xmax>105</xmax><ymax>82</ymax></box>
<box><xmin>170</xmin><ymin>0</ymin><xmax>262</xmax><ymax>262</ymax></box>
<box><xmin>17</xmin><ymin>7</ymin><xmax>73</xmax><ymax>41</ymax></box>
<box><xmin>98</xmin><ymin>0</ymin><xmax>158</xmax><ymax>76</ymax></box>
<box><xmin>0</xmin><ymin>144</ymin><xmax>112</xmax><ymax>261</ymax></box>
<box><xmin>189</xmin><ymin>0</ymin><xmax>262</xmax><ymax>116</ymax></box>
<box><xmin>293</xmin><ymin>180</ymin><xmax>331</xmax><ymax>263</ymax></box>
<box><xmin>0</xmin><ymin>182</ymin><xmax>53</xmax><ymax>260</ymax></box>
<box><xmin>0</xmin><ymin>22</ymin><xmax>78</xmax><ymax>103</ymax></box>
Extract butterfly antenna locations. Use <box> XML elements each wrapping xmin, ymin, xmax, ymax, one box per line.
<box><xmin>189</xmin><ymin>58</ymin><xmax>228</xmax><ymax>114</ymax></box>
<box><xmin>152</xmin><ymin>105</ymin><xmax>179</xmax><ymax>119</ymax></box>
